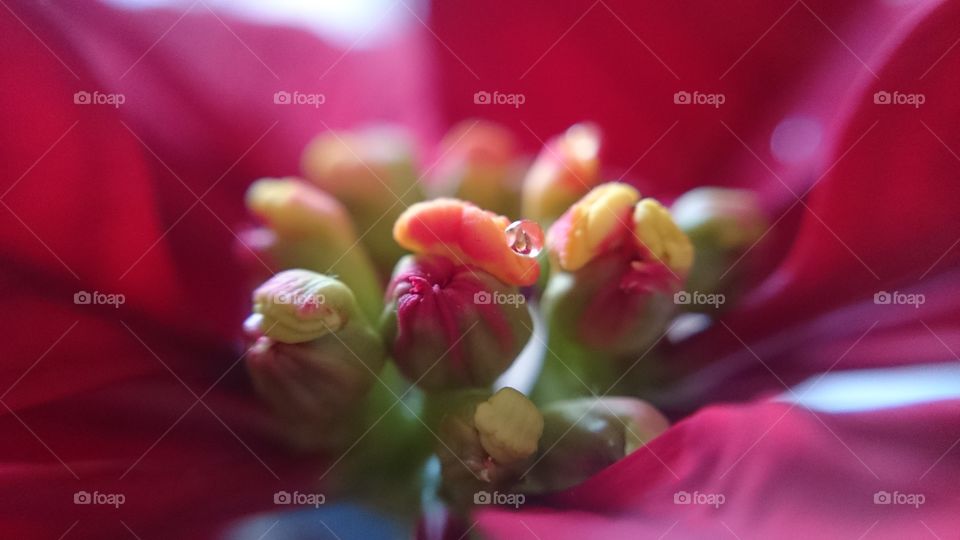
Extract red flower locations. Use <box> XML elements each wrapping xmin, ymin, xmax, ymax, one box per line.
<box><xmin>4</xmin><ymin>0</ymin><xmax>960</xmax><ymax>538</ymax></box>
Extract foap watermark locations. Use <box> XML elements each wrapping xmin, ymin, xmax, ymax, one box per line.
<box><xmin>874</xmin><ymin>291</ymin><xmax>924</xmax><ymax>309</ymax></box>
<box><xmin>273</xmin><ymin>90</ymin><xmax>326</xmax><ymax>108</ymax></box>
<box><xmin>473</xmin><ymin>90</ymin><xmax>526</xmax><ymax>108</ymax></box>
<box><xmin>873</xmin><ymin>90</ymin><xmax>925</xmax><ymax>108</ymax></box>
<box><xmin>674</xmin><ymin>290</ymin><xmax>725</xmax><ymax>309</ymax></box>
<box><xmin>74</xmin><ymin>90</ymin><xmax>125</xmax><ymax>108</ymax></box>
<box><xmin>874</xmin><ymin>490</ymin><xmax>925</xmax><ymax>508</ymax></box>
<box><xmin>74</xmin><ymin>490</ymin><xmax>125</xmax><ymax>508</ymax></box>
<box><xmin>74</xmin><ymin>290</ymin><xmax>125</xmax><ymax>308</ymax></box>
<box><xmin>274</xmin><ymin>490</ymin><xmax>326</xmax><ymax>508</ymax></box>
<box><xmin>474</xmin><ymin>490</ymin><xmax>525</xmax><ymax>508</ymax></box>
<box><xmin>674</xmin><ymin>490</ymin><xmax>725</xmax><ymax>508</ymax></box>
<box><xmin>473</xmin><ymin>291</ymin><xmax>525</xmax><ymax>308</ymax></box>
<box><xmin>673</xmin><ymin>90</ymin><xmax>725</xmax><ymax>108</ymax></box>
<box><xmin>268</xmin><ymin>291</ymin><xmax>326</xmax><ymax>308</ymax></box>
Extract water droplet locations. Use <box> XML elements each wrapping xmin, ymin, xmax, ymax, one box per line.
<box><xmin>505</xmin><ymin>219</ymin><xmax>544</xmax><ymax>258</ymax></box>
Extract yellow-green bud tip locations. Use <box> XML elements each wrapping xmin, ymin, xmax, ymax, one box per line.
<box><xmin>247</xmin><ymin>269</ymin><xmax>354</xmax><ymax>343</ymax></box>
<box><xmin>633</xmin><ymin>198</ymin><xmax>694</xmax><ymax>275</ymax></box>
<box><xmin>473</xmin><ymin>387</ymin><xmax>543</xmax><ymax>465</ymax></box>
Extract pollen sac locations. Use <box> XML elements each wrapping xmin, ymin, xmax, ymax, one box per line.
<box><xmin>435</xmin><ymin>388</ymin><xmax>543</xmax><ymax>507</ymax></box>
<box><xmin>547</xmin><ymin>182</ymin><xmax>640</xmax><ymax>272</ymax></box>
<box><xmin>547</xmin><ymin>182</ymin><xmax>693</xmax><ymax>278</ymax></box>
<box><xmin>381</xmin><ymin>255</ymin><xmax>533</xmax><ymax>391</ymax></box>
<box><xmin>393</xmin><ymin>198</ymin><xmax>541</xmax><ymax>286</ymax></box>
<box><xmin>632</xmin><ymin>198</ymin><xmax>694</xmax><ymax>276</ymax></box>
<box><xmin>473</xmin><ymin>387</ymin><xmax>544</xmax><ymax>465</ymax></box>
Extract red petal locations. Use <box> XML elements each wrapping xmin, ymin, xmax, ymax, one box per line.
<box><xmin>431</xmin><ymin>0</ymin><xmax>931</xmax><ymax>202</ymax></box>
<box><xmin>478</xmin><ymin>398</ymin><xmax>960</xmax><ymax>538</ymax></box>
<box><xmin>0</xmin><ymin>1</ymin><xmax>434</xmax><ymax>535</ymax></box>
<box><xmin>672</xmin><ymin>0</ymin><xmax>960</xmax><ymax>402</ymax></box>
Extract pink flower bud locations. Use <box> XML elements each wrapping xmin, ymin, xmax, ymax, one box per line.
<box><xmin>382</xmin><ymin>255</ymin><xmax>533</xmax><ymax>391</ymax></box>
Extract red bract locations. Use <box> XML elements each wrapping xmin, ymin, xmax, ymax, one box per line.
<box><xmin>4</xmin><ymin>0</ymin><xmax>960</xmax><ymax>537</ymax></box>
<box><xmin>0</xmin><ymin>0</ymin><xmax>434</xmax><ymax>537</ymax></box>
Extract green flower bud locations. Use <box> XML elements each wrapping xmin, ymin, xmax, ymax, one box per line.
<box><xmin>435</xmin><ymin>388</ymin><xmax>543</xmax><ymax>507</ymax></box>
<box><xmin>524</xmin><ymin>397</ymin><xmax>669</xmax><ymax>493</ymax></box>
<box><xmin>671</xmin><ymin>187</ymin><xmax>768</xmax><ymax>310</ymax></box>
<box><xmin>245</xmin><ymin>178</ymin><xmax>383</xmax><ymax>324</ymax></box>
<box><xmin>245</xmin><ymin>270</ymin><xmax>385</xmax><ymax>452</ymax></box>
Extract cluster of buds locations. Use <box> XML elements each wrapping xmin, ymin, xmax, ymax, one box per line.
<box><xmin>237</xmin><ymin>121</ymin><xmax>765</xmax><ymax>517</ymax></box>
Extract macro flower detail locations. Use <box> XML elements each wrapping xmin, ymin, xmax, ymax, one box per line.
<box><xmin>244</xmin><ymin>177</ymin><xmax>383</xmax><ymax>323</ymax></box>
<box><xmin>243</xmin><ymin>270</ymin><xmax>386</xmax><ymax>451</ymax></box>
<box><xmin>525</xmin><ymin>397</ymin><xmax>669</xmax><ymax>493</ymax></box>
<box><xmin>381</xmin><ymin>254</ymin><xmax>533</xmax><ymax>391</ymax></box>
<box><xmin>8</xmin><ymin>1</ymin><xmax>959</xmax><ymax>535</ymax></box>
<box><xmin>435</xmin><ymin>388</ymin><xmax>542</xmax><ymax>507</ymax></box>
<box><xmin>393</xmin><ymin>198</ymin><xmax>542</xmax><ymax>286</ymax></box>
<box><xmin>473</xmin><ymin>387</ymin><xmax>544</xmax><ymax>465</ymax></box>
<box><xmin>535</xmin><ymin>183</ymin><xmax>693</xmax><ymax>388</ymax></box>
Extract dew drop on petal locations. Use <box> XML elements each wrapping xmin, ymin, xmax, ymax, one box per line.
<box><xmin>505</xmin><ymin>219</ymin><xmax>544</xmax><ymax>258</ymax></box>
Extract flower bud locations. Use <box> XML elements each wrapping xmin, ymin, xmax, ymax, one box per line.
<box><xmin>431</xmin><ymin>120</ymin><xmax>524</xmax><ymax>217</ymax></box>
<box><xmin>524</xmin><ymin>397</ymin><xmax>668</xmax><ymax>493</ymax></box>
<box><xmin>381</xmin><ymin>255</ymin><xmax>533</xmax><ymax>391</ymax></box>
<box><xmin>301</xmin><ymin>126</ymin><xmax>424</xmax><ymax>272</ymax></box>
<box><xmin>671</xmin><ymin>187</ymin><xmax>767</xmax><ymax>306</ymax></box>
<box><xmin>245</xmin><ymin>269</ymin><xmax>352</xmax><ymax>343</ymax></box>
<box><xmin>245</xmin><ymin>177</ymin><xmax>382</xmax><ymax>324</ymax></box>
<box><xmin>244</xmin><ymin>270</ymin><xmax>386</xmax><ymax>452</ymax></box>
<box><xmin>393</xmin><ymin>198</ymin><xmax>541</xmax><ymax>287</ymax></box>
<box><xmin>435</xmin><ymin>388</ymin><xmax>543</xmax><ymax>506</ymax></box>
<box><xmin>521</xmin><ymin>122</ymin><xmax>602</xmax><ymax>224</ymax></box>
<box><xmin>541</xmin><ymin>183</ymin><xmax>692</xmax><ymax>357</ymax></box>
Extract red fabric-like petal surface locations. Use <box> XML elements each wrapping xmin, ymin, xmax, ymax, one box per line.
<box><xmin>672</xmin><ymin>0</ymin><xmax>960</xmax><ymax>405</ymax></box>
<box><xmin>478</xmin><ymin>399</ymin><xmax>960</xmax><ymax>539</ymax></box>
<box><xmin>0</xmin><ymin>1</ymin><xmax>436</xmax><ymax>536</ymax></box>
